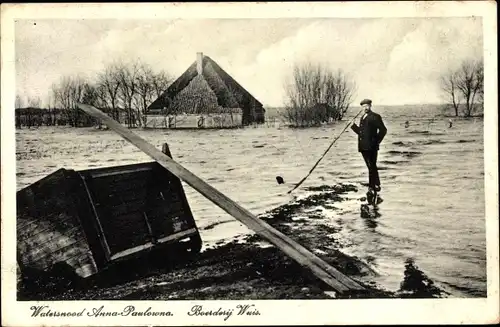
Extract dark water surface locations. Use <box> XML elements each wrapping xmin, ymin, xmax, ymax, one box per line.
<box><xmin>16</xmin><ymin>105</ymin><xmax>486</xmax><ymax>297</ymax></box>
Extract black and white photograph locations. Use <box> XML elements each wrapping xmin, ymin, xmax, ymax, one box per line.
<box><xmin>1</xmin><ymin>2</ymin><xmax>498</xmax><ymax>326</ymax></box>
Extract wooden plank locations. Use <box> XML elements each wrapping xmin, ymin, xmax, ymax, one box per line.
<box><xmin>18</xmin><ymin>219</ymin><xmax>54</xmax><ymax>239</ymax></box>
<box><xmin>110</xmin><ymin>242</ymin><xmax>155</xmax><ymax>261</ymax></box>
<box><xmin>17</xmin><ymin>216</ymin><xmax>76</xmax><ymax>242</ymax></box>
<box><xmin>159</xmin><ymin>144</ymin><xmax>200</xmax><ymax>236</ymax></box>
<box><xmin>90</xmin><ymin>170</ymin><xmax>151</xmax><ymax>186</ymax></box>
<box><xmin>18</xmin><ymin>223</ymin><xmax>84</xmax><ymax>254</ymax></box>
<box><xmin>100</xmin><ymin>211</ymin><xmax>150</xmax><ymax>234</ymax></box>
<box><xmin>148</xmin><ymin>201</ymin><xmax>184</xmax><ymax>216</ymax></box>
<box><xmin>19</xmin><ymin>227</ymin><xmax>83</xmax><ymax>253</ymax></box>
<box><xmin>78</xmin><ymin>173</ymin><xmax>112</xmax><ymax>261</ymax></box>
<box><xmin>78</xmin><ymin>103</ymin><xmax>364</xmax><ymax>293</ymax></box>
<box><xmin>94</xmin><ymin>187</ymin><xmax>149</xmax><ymax>203</ymax></box>
<box><xmin>85</xmin><ymin>165</ymin><xmax>153</xmax><ymax>178</ymax></box>
<box><xmin>90</xmin><ymin>176</ymin><xmax>150</xmax><ymax>195</ymax></box>
<box><xmin>17</xmin><ymin>211</ymin><xmax>76</xmax><ymax>233</ymax></box>
<box><xmin>18</xmin><ymin>219</ymin><xmax>54</xmax><ymax>241</ymax></box>
<box><xmin>39</xmin><ymin>246</ymin><xmax>90</xmax><ymax>269</ymax></box>
<box><xmin>70</xmin><ymin>172</ymin><xmax>110</xmax><ymax>269</ymax></box>
<box><xmin>17</xmin><ymin>215</ymin><xmax>38</xmax><ymax>231</ymax></box>
<box><xmin>99</xmin><ymin>212</ymin><xmax>151</xmax><ymax>254</ymax></box>
<box><xmin>22</xmin><ymin>236</ymin><xmax>83</xmax><ymax>264</ymax></box>
<box><xmin>145</xmin><ymin>209</ymin><xmax>192</xmax><ymax>239</ymax></box>
<box><xmin>155</xmin><ymin>191</ymin><xmax>182</xmax><ymax>203</ymax></box>
<box><xmin>16</xmin><ymin>168</ymin><xmax>97</xmax><ymax>277</ymax></box>
<box><xmin>92</xmin><ymin>197</ymin><xmax>146</xmax><ymax>213</ymax></box>
<box><xmin>20</xmin><ymin>239</ymin><xmax>90</xmax><ymax>270</ymax></box>
<box><xmin>106</xmin><ymin>201</ymin><xmax>148</xmax><ymax>218</ymax></box>
<box><xmin>17</xmin><ymin>170</ymin><xmax>75</xmax><ymax>219</ymax></box>
<box><xmin>156</xmin><ymin>227</ymin><xmax>197</xmax><ymax>244</ymax></box>
<box><xmin>109</xmin><ymin>228</ymin><xmax>197</xmax><ymax>261</ymax></box>
<box><xmin>142</xmin><ymin>212</ymin><xmax>155</xmax><ymax>242</ymax></box>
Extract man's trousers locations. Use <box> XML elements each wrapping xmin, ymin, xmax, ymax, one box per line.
<box><xmin>361</xmin><ymin>150</ymin><xmax>380</xmax><ymax>189</ymax></box>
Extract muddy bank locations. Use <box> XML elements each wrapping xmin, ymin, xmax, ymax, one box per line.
<box><xmin>18</xmin><ymin>184</ymin><xmax>446</xmax><ymax>300</ymax></box>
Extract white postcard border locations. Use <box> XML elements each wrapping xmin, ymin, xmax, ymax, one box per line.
<box><xmin>1</xmin><ymin>2</ymin><xmax>498</xmax><ymax>326</ymax></box>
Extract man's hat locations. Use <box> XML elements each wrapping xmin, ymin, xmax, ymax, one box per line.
<box><xmin>360</xmin><ymin>99</ymin><xmax>372</xmax><ymax>106</ymax></box>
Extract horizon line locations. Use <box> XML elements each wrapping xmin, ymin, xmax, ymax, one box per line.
<box><xmin>263</xmin><ymin>103</ymin><xmax>448</xmax><ymax>108</ymax></box>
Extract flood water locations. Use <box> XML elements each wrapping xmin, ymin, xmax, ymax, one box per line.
<box><xmin>15</xmin><ymin>105</ymin><xmax>486</xmax><ymax>297</ymax></box>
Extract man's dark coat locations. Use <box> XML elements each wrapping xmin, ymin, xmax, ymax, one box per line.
<box><xmin>351</xmin><ymin>111</ymin><xmax>387</xmax><ymax>152</ymax></box>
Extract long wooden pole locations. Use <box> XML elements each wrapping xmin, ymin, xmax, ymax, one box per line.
<box><xmin>288</xmin><ymin>109</ymin><xmax>364</xmax><ymax>194</ymax></box>
<box><xmin>77</xmin><ymin>103</ymin><xmax>364</xmax><ymax>294</ymax></box>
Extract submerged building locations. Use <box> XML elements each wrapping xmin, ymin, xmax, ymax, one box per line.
<box><xmin>146</xmin><ymin>53</ymin><xmax>265</xmax><ymax>128</ymax></box>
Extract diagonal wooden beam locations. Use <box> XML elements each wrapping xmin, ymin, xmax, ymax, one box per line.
<box><xmin>77</xmin><ymin>103</ymin><xmax>364</xmax><ymax>294</ymax></box>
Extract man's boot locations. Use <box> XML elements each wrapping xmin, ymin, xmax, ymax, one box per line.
<box><xmin>366</xmin><ymin>187</ymin><xmax>375</xmax><ymax>205</ymax></box>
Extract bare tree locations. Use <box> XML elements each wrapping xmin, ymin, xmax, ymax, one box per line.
<box><xmin>440</xmin><ymin>58</ymin><xmax>483</xmax><ymax>117</ymax></box>
<box><xmin>150</xmin><ymin>70</ymin><xmax>172</xmax><ymax>121</ymax></box>
<box><xmin>456</xmin><ymin>59</ymin><xmax>483</xmax><ymax>117</ymax></box>
<box><xmin>283</xmin><ymin>62</ymin><xmax>356</xmax><ymax>127</ymax></box>
<box><xmin>116</xmin><ymin>61</ymin><xmax>140</xmax><ymax>127</ymax></box>
<box><xmin>26</xmin><ymin>96</ymin><xmax>43</xmax><ymax>127</ymax></box>
<box><xmin>51</xmin><ymin>75</ymin><xmax>89</xmax><ymax>127</ymax></box>
<box><xmin>52</xmin><ymin>77</ymin><xmax>72</xmax><ymax>110</ymax></box>
<box><xmin>440</xmin><ymin>70</ymin><xmax>461</xmax><ymax>117</ymax></box>
<box><xmin>27</xmin><ymin>58</ymin><xmax>173</xmax><ymax>129</ymax></box>
<box><xmin>151</xmin><ymin>71</ymin><xmax>172</xmax><ymax>99</ymax></box>
<box><xmin>45</xmin><ymin>94</ymin><xmax>58</xmax><ymax>126</ymax></box>
<box><xmin>96</xmin><ymin>63</ymin><xmax>122</xmax><ymax>122</ymax></box>
<box><xmin>15</xmin><ymin>95</ymin><xmax>23</xmax><ymax>128</ymax></box>
<box><xmin>135</xmin><ymin>63</ymin><xmax>156</xmax><ymax>127</ymax></box>
<box><xmin>331</xmin><ymin>69</ymin><xmax>356</xmax><ymax>120</ymax></box>
<box><xmin>81</xmin><ymin>83</ymin><xmax>100</xmax><ymax>106</ymax></box>
<box><xmin>472</xmin><ymin>60</ymin><xmax>484</xmax><ymax>114</ymax></box>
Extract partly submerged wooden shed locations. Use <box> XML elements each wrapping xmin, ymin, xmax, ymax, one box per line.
<box><xmin>147</xmin><ymin>52</ymin><xmax>266</xmax><ymax>126</ymax></box>
<box><xmin>17</xmin><ymin>144</ymin><xmax>202</xmax><ymax>280</ymax></box>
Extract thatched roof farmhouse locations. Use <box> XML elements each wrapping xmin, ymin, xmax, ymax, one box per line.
<box><xmin>147</xmin><ymin>53</ymin><xmax>265</xmax><ymax>126</ymax></box>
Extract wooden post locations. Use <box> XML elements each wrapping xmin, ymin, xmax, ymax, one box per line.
<box><xmin>162</xmin><ymin>143</ymin><xmax>173</xmax><ymax>158</ymax></box>
<box><xmin>77</xmin><ymin>103</ymin><xmax>364</xmax><ymax>294</ymax></box>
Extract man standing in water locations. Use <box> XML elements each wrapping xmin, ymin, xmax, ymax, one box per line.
<box><xmin>350</xmin><ymin>99</ymin><xmax>387</xmax><ymax>197</ymax></box>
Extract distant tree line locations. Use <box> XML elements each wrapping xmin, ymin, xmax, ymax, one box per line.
<box><xmin>283</xmin><ymin>62</ymin><xmax>356</xmax><ymax>127</ymax></box>
<box><xmin>15</xmin><ymin>59</ymin><xmax>172</xmax><ymax>129</ymax></box>
<box><xmin>16</xmin><ymin>107</ymin><xmax>69</xmax><ymax>128</ymax></box>
<box><xmin>440</xmin><ymin>58</ymin><xmax>483</xmax><ymax>117</ymax></box>
<box><xmin>17</xmin><ymin>59</ymin><xmax>357</xmax><ymax>130</ymax></box>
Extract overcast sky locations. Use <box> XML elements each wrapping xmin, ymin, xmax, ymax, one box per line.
<box><xmin>15</xmin><ymin>17</ymin><xmax>483</xmax><ymax>107</ymax></box>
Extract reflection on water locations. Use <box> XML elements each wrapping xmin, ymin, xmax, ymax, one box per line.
<box><xmin>398</xmin><ymin>258</ymin><xmax>445</xmax><ymax>298</ymax></box>
<box><xmin>360</xmin><ymin>204</ymin><xmax>382</xmax><ymax>229</ymax></box>
<box><xmin>15</xmin><ymin>106</ymin><xmax>486</xmax><ymax>297</ymax></box>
